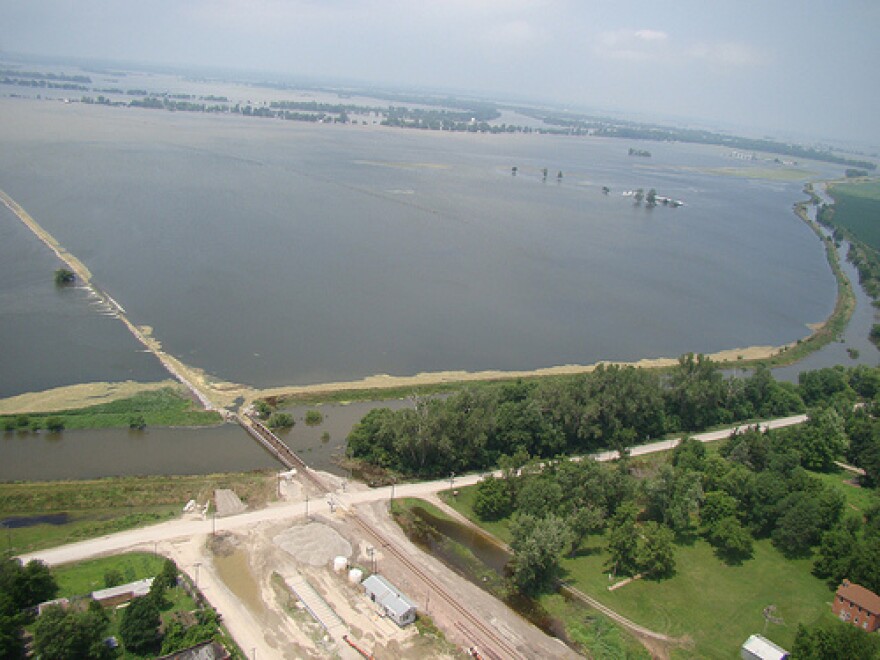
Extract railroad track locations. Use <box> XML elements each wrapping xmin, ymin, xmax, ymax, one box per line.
<box><xmin>348</xmin><ymin>509</ymin><xmax>524</xmax><ymax>660</ymax></box>
<box><xmin>242</xmin><ymin>414</ymin><xmax>525</xmax><ymax>657</ymax></box>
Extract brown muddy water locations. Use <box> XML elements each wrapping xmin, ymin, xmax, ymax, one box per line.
<box><xmin>399</xmin><ymin>503</ymin><xmax>576</xmax><ymax>649</ymax></box>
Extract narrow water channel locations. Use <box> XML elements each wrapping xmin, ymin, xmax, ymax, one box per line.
<box><xmin>397</xmin><ymin>504</ymin><xmax>578</xmax><ymax>649</ymax></box>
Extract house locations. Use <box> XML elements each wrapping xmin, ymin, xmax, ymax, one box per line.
<box><xmin>35</xmin><ymin>597</ymin><xmax>69</xmax><ymax>615</ymax></box>
<box><xmin>91</xmin><ymin>577</ymin><xmax>154</xmax><ymax>608</ymax></box>
<box><xmin>832</xmin><ymin>579</ymin><xmax>880</xmax><ymax>632</ymax></box>
<box><xmin>740</xmin><ymin>634</ymin><xmax>788</xmax><ymax>660</ymax></box>
<box><xmin>361</xmin><ymin>574</ymin><xmax>417</xmax><ymax>627</ymax></box>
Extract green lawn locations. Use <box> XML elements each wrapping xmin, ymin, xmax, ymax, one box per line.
<box><xmin>560</xmin><ymin>535</ymin><xmax>830</xmax><ymax>659</ymax></box>
<box><xmin>53</xmin><ymin>552</ymin><xmax>166</xmax><ymax>598</ymax></box>
<box><xmin>828</xmin><ymin>180</ymin><xmax>880</xmax><ymax>250</ymax></box>
<box><xmin>808</xmin><ymin>467</ymin><xmax>878</xmax><ymax>513</ymax></box>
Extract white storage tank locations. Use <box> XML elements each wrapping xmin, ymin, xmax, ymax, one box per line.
<box><xmin>348</xmin><ymin>568</ymin><xmax>363</xmax><ymax>584</ymax></box>
<box><xmin>333</xmin><ymin>556</ymin><xmax>348</xmax><ymax>572</ymax></box>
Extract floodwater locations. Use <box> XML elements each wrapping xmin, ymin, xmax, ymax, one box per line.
<box><xmin>0</xmin><ymin>400</ymin><xmax>414</xmax><ymax>482</ymax></box>
<box><xmin>0</xmin><ymin>98</ymin><xmax>845</xmax><ymax>394</ymax></box>
<box><xmin>0</xmin><ymin>202</ymin><xmax>167</xmax><ymax>397</ymax></box>
<box><xmin>0</xmin><ymin>424</ymin><xmax>280</xmax><ymax>481</ymax></box>
<box><xmin>275</xmin><ymin>398</ymin><xmax>413</xmax><ymax>474</ymax></box>
<box><xmin>0</xmin><ymin>86</ymin><xmax>873</xmax><ymax>482</ymax></box>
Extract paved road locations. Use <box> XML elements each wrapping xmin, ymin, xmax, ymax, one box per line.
<box><xmin>20</xmin><ymin>413</ymin><xmax>808</xmax><ymax>567</ymax></box>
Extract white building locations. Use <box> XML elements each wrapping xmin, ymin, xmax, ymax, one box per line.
<box><xmin>91</xmin><ymin>577</ymin><xmax>154</xmax><ymax>608</ymax></box>
<box><xmin>361</xmin><ymin>574</ymin><xmax>417</xmax><ymax>627</ymax></box>
<box><xmin>741</xmin><ymin>634</ymin><xmax>788</xmax><ymax>660</ymax></box>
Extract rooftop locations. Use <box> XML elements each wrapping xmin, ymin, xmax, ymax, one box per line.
<box><xmin>362</xmin><ymin>574</ymin><xmax>416</xmax><ymax>618</ymax></box>
<box><xmin>742</xmin><ymin>634</ymin><xmax>788</xmax><ymax>660</ymax></box>
<box><xmin>837</xmin><ymin>580</ymin><xmax>880</xmax><ymax>615</ymax></box>
<box><xmin>92</xmin><ymin>577</ymin><xmax>154</xmax><ymax>602</ymax></box>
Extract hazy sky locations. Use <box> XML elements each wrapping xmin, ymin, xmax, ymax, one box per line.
<box><xmin>2</xmin><ymin>0</ymin><xmax>879</xmax><ymax>145</ymax></box>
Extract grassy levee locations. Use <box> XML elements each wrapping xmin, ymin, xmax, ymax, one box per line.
<box><xmin>0</xmin><ymin>471</ymin><xmax>276</xmax><ymax>555</ymax></box>
<box><xmin>753</xmin><ymin>196</ymin><xmax>855</xmax><ymax>368</ymax></box>
<box><xmin>0</xmin><ymin>386</ymin><xmax>222</xmax><ymax>430</ymax></box>
<box><xmin>441</xmin><ymin>482</ymin><xmax>834</xmax><ymax>659</ymax></box>
<box><xmin>827</xmin><ymin>179</ymin><xmax>880</xmax><ymax>250</ymax></box>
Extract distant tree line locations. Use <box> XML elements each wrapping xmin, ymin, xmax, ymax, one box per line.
<box><xmin>11</xmin><ymin>64</ymin><xmax>871</xmax><ymax>170</ymax></box>
<box><xmin>1</xmin><ymin>78</ymin><xmax>89</xmax><ymax>91</ymax></box>
<box><xmin>0</xmin><ymin>69</ymin><xmax>91</xmax><ymax>83</ymax></box>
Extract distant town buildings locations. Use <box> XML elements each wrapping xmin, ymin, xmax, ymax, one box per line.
<box><xmin>832</xmin><ymin>580</ymin><xmax>880</xmax><ymax>632</ymax></box>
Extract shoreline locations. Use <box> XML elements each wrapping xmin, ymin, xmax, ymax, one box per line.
<box><xmin>0</xmin><ymin>181</ymin><xmax>855</xmax><ymax>414</ymax></box>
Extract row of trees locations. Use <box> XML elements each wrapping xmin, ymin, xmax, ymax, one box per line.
<box><xmin>348</xmin><ymin>358</ymin><xmax>880</xmax><ymax>479</ymax></box>
<box><xmin>468</xmin><ymin>389</ymin><xmax>880</xmax><ymax>597</ymax></box>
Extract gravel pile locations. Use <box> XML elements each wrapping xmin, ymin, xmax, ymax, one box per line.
<box><xmin>274</xmin><ymin>522</ymin><xmax>352</xmax><ymax>566</ymax></box>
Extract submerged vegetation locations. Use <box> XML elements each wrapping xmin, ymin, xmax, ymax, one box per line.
<box><xmin>53</xmin><ymin>267</ymin><xmax>75</xmax><ymax>286</ymax></box>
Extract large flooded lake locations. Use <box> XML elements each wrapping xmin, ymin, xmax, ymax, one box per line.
<box><xmin>0</xmin><ymin>98</ymin><xmax>848</xmax><ymax>396</ymax></box>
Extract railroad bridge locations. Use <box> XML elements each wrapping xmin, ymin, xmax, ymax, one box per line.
<box><xmin>236</xmin><ymin>413</ymin><xmax>330</xmax><ymax>493</ymax></box>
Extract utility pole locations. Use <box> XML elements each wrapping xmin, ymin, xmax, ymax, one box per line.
<box><xmin>305</xmin><ymin>494</ymin><xmax>309</xmax><ymax>521</ymax></box>
<box><xmin>194</xmin><ymin>562</ymin><xmax>201</xmax><ymax>588</ymax></box>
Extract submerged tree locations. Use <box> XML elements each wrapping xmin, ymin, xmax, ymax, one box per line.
<box><xmin>54</xmin><ymin>268</ymin><xmax>75</xmax><ymax>286</ymax></box>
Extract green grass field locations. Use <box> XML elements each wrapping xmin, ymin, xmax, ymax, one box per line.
<box><xmin>442</xmin><ymin>483</ymin><xmax>835</xmax><ymax>659</ymax></box>
<box><xmin>560</xmin><ymin>535</ymin><xmax>829</xmax><ymax>659</ymax></box>
<box><xmin>52</xmin><ymin>552</ymin><xmax>166</xmax><ymax>598</ymax></box>
<box><xmin>828</xmin><ymin>180</ymin><xmax>880</xmax><ymax>250</ymax></box>
<box><xmin>0</xmin><ymin>387</ymin><xmax>222</xmax><ymax>431</ymax></box>
<box><xmin>808</xmin><ymin>467</ymin><xmax>877</xmax><ymax>513</ymax></box>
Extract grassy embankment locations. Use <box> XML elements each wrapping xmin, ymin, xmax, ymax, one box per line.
<box><xmin>751</xmin><ymin>189</ymin><xmax>855</xmax><ymax>368</ymax></box>
<box><xmin>432</xmin><ymin>447</ymin><xmax>873</xmax><ymax>659</ymax></box>
<box><xmin>0</xmin><ymin>472</ymin><xmax>277</xmax><ymax>555</ymax></box>
<box><xmin>0</xmin><ymin>386</ymin><xmax>222</xmax><ymax>430</ymax></box>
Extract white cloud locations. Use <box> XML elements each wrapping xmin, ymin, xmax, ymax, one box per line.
<box><xmin>687</xmin><ymin>41</ymin><xmax>762</xmax><ymax>66</ymax></box>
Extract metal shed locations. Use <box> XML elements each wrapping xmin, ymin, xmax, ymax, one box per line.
<box><xmin>362</xmin><ymin>574</ymin><xmax>417</xmax><ymax>627</ymax></box>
